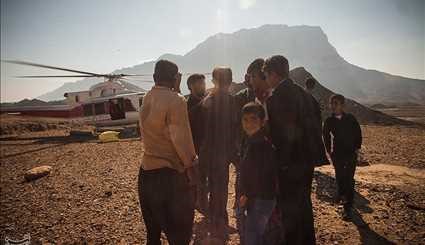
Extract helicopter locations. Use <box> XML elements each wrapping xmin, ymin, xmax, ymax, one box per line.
<box><xmin>1</xmin><ymin>60</ymin><xmax>155</xmax><ymax>127</ymax></box>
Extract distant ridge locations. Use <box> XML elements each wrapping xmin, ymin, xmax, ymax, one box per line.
<box><xmin>37</xmin><ymin>24</ymin><xmax>425</xmax><ymax>105</ymax></box>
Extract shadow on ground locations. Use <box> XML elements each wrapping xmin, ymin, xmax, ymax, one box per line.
<box><xmin>314</xmin><ymin>170</ymin><xmax>395</xmax><ymax>245</ymax></box>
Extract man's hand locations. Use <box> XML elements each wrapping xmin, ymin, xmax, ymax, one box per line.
<box><xmin>239</xmin><ymin>195</ymin><xmax>248</xmax><ymax>207</ymax></box>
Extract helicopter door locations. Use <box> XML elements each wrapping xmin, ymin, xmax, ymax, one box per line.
<box><xmin>109</xmin><ymin>98</ymin><xmax>126</xmax><ymax>120</ymax></box>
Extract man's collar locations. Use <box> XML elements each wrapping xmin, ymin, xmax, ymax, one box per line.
<box><xmin>247</xmin><ymin>128</ymin><xmax>267</xmax><ymax>143</ymax></box>
<box><xmin>271</xmin><ymin>78</ymin><xmax>291</xmax><ymax>93</ymax></box>
<box><xmin>189</xmin><ymin>93</ymin><xmax>204</xmax><ymax>100</ymax></box>
<box><xmin>280</xmin><ymin>78</ymin><xmax>291</xmax><ymax>85</ymax></box>
<box><xmin>332</xmin><ymin>112</ymin><xmax>346</xmax><ymax>118</ymax></box>
<box><xmin>153</xmin><ymin>85</ymin><xmax>172</xmax><ymax>90</ymax></box>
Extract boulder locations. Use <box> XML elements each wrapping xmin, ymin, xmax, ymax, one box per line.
<box><xmin>24</xmin><ymin>165</ymin><xmax>52</xmax><ymax>181</ymax></box>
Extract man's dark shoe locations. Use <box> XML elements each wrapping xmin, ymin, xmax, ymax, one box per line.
<box><xmin>342</xmin><ymin>207</ymin><xmax>352</xmax><ymax>221</ymax></box>
<box><xmin>334</xmin><ymin>195</ymin><xmax>342</xmax><ymax>204</ymax></box>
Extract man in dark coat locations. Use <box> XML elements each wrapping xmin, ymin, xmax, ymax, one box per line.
<box><xmin>264</xmin><ymin>55</ymin><xmax>317</xmax><ymax>245</ymax></box>
<box><xmin>186</xmin><ymin>74</ymin><xmax>208</xmax><ymax>213</ymax></box>
<box><xmin>199</xmin><ymin>67</ymin><xmax>240</xmax><ymax>241</ymax></box>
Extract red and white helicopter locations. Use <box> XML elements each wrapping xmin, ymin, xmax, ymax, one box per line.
<box><xmin>1</xmin><ymin>60</ymin><xmax>153</xmax><ymax>127</ymax></box>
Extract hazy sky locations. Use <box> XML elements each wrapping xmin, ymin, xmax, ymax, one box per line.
<box><xmin>1</xmin><ymin>0</ymin><xmax>424</xmax><ymax>102</ymax></box>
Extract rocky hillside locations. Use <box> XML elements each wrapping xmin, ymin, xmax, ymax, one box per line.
<box><xmin>289</xmin><ymin>67</ymin><xmax>412</xmax><ymax>125</ymax></box>
<box><xmin>229</xmin><ymin>67</ymin><xmax>412</xmax><ymax>125</ymax></box>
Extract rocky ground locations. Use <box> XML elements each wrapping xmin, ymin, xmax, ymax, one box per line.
<box><xmin>0</xmin><ymin>124</ymin><xmax>424</xmax><ymax>244</ymax></box>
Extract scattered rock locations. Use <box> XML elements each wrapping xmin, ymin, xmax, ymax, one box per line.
<box><xmin>24</xmin><ymin>165</ymin><xmax>52</xmax><ymax>181</ymax></box>
<box><xmin>406</xmin><ymin>203</ymin><xmax>425</xmax><ymax>211</ymax></box>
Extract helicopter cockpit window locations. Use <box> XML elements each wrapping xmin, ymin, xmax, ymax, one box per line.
<box><xmin>109</xmin><ymin>98</ymin><xmax>125</xmax><ymax>120</ymax></box>
<box><xmin>83</xmin><ymin>104</ymin><xmax>93</xmax><ymax>116</ymax></box>
<box><xmin>94</xmin><ymin>102</ymin><xmax>106</xmax><ymax>115</ymax></box>
<box><xmin>124</xmin><ymin>99</ymin><xmax>136</xmax><ymax>112</ymax></box>
<box><xmin>139</xmin><ymin>97</ymin><xmax>143</xmax><ymax>107</ymax></box>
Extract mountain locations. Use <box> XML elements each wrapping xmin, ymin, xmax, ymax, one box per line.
<box><xmin>37</xmin><ymin>24</ymin><xmax>425</xmax><ymax>104</ymax></box>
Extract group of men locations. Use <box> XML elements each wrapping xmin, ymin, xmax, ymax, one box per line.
<box><xmin>138</xmin><ymin>55</ymin><xmax>362</xmax><ymax>245</ymax></box>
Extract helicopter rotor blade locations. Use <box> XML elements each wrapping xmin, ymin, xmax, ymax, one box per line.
<box><xmin>16</xmin><ymin>75</ymin><xmax>97</xmax><ymax>78</ymax></box>
<box><xmin>3</xmin><ymin>60</ymin><xmax>104</xmax><ymax>76</ymax></box>
<box><xmin>121</xmin><ymin>74</ymin><xmax>151</xmax><ymax>76</ymax></box>
<box><xmin>121</xmin><ymin>77</ymin><xmax>154</xmax><ymax>83</ymax></box>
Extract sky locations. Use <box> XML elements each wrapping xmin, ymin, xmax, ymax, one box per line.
<box><xmin>1</xmin><ymin>0</ymin><xmax>424</xmax><ymax>102</ymax></box>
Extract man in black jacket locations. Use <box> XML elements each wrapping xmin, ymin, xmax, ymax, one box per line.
<box><xmin>264</xmin><ymin>55</ymin><xmax>317</xmax><ymax>244</ymax></box>
<box><xmin>323</xmin><ymin>94</ymin><xmax>362</xmax><ymax>219</ymax></box>
<box><xmin>187</xmin><ymin>74</ymin><xmax>207</xmax><ymax>213</ymax></box>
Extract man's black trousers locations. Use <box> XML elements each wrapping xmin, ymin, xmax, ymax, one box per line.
<box><xmin>138</xmin><ymin>167</ymin><xmax>195</xmax><ymax>245</ymax></box>
<box><xmin>332</xmin><ymin>153</ymin><xmax>357</xmax><ymax>208</ymax></box>
<box><xmin>278</xmin><ymin>164</ymin><xmax>316</xmax><ymax>245</ymax></box>
<box><xmin>207</xmin><ymin>161</ymin><xmax>230</xmax><ymax>238</ymax></box>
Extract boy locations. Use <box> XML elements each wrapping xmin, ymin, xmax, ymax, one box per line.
<box><xmin>234</xmin><ymin>59</ymin><xmax>266</xmax><ymax>244</ymax></box>
<box><xmin>239</xmin><ymin>102</ymin><xmax>278</xmax><ymax>245</ymax></box>
<box><xmin>323</xmin><ymin>94</ymin><xmax>362</xmax><ymax>219</ymax></box>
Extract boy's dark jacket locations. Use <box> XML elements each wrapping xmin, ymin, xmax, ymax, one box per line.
<box><xmin>240</xmin><ymin>129</ymin><xmax>278</xmax><ymax>199</ymax></box>
<box><xmin>323</xmin><ymin>112</ymin><xmax>362</xmax><ymax>156</ymax></box>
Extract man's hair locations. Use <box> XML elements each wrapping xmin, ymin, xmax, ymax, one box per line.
<box><xmin>153</xmin><ymin>59</ymin><xmax>178</xmax><ymax>86</ymax></box>
<box><xmin>305</xmin><ymin>77</ymin><xmax>317</xmax><ymax>90</ymax></box>
<box><xmin>262</xmin><ymin>55</ymin><xmax>289</xmax><ymax>79</ymax></box>
<box><xmin>330</xmin><ymin>94</ymin><xmax>345</xmax><ymax>104</ymax></box>
<box><xmin>247</xmin><ymin>58</ymin><xmax>265</xmax><ymax>79</ymax></box>
<box><xmin>242</xmin><ymin>102</ymin><xmax>266</xmax><ymax>120</ymax></box>
<box><xmin>212</xmin><ymin>67</ymin><xmax>232</xmax><ymax>87</ymax></box>
<box><xmin>187</xmin><ymin>73</ymin><xmax>205</xmax><ymax>90</ymax></box>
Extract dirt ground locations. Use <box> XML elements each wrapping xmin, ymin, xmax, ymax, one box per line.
<box><xmin>1</xmin><ymin>125</ymin><xmax>424</xmax><ymax>244</ymax></box>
